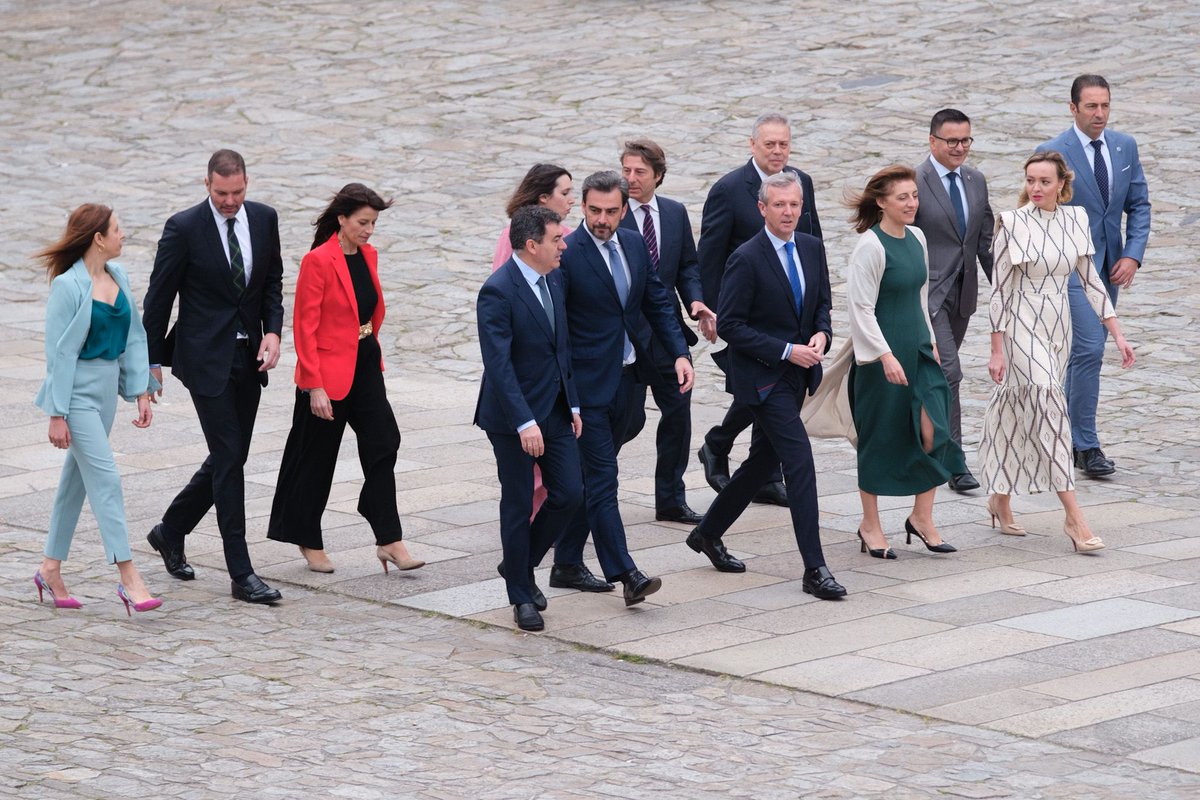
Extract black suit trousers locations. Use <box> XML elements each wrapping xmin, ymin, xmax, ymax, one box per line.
<box><xmin>267</xmin><ymin>338</ymin><xmax>404</xmax><ymax>551</ymax></box>
<box><xmin>697</xmin><ymin>376</ymin><xmax>825</xmax><ymax>569</ymax></box>
<box><xmin>160</xmin><ymin>344</ymin><xmax>260</xmax><ymax>580</ymax></box>
<box><xmin>489</xmin><ymin>403</ymin><xmax>583</xmax><ymax>605</ymax></box>
<box><xmin>647</xmin><ymin>367</ymin><xmax>692</xmax><ymax>508</ymax></box>
<box><xmin>704</xmin><ymin>398</ymin><xmax>784</xmax><ymax>485</ymax></box>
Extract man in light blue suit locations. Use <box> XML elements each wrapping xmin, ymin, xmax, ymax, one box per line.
<box><xmin>1038</xmin><ymin>74</ymin><xmax>1151</xmax><ymax>478</ymax></box>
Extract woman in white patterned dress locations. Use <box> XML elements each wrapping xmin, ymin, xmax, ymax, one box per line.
<box><xmin>979</xmin><ymin>151</ymin><xmax>1134</xmax><ymax>552</ymax></box>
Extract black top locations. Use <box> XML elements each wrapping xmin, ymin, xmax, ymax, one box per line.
<box><xmin>345</xmin><ymin>250</ymin><xmax>377</xmax><ymax>325</ymax></box>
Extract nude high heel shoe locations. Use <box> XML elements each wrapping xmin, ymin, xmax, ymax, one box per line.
<box><xmin>986</xmin><ymin>496</ymin><xmax>1026</xmax><ymax>536</ymax></box>
<box><xmin>299</xmin><ymin>546</ymin><xmax>335</xmax><ymax>573</ymax></box>
<box><xmin>377</xmin><ymin>546</ymin><xmax>425</xmax><ymax>573</ymax></box>
<box><xmin>1065</xmin><ymin>524</ymin><xmax>1105</xmax><ymax>553</ymax></box>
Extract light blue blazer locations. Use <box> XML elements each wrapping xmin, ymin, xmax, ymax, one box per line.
<box><xmin>1038</xmin><ymin>128</ymin><xmax>1151</xmax><ymax>271</ymax></box>
<box><xmin>35</xmin><ymin>260</ymin><xmax>158</xmax><ymax>416</ymax></box>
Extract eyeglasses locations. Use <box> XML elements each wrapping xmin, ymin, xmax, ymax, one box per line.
<box><xmin>932</xmin><ymin>134</ymin><xmax>974</xmax><ymax>149</ymax></box>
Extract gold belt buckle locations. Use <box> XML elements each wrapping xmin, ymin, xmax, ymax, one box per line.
<box><xmin>358</xmin><ymin>322</ymin><xmax>373</xmax><ymax>340</ymax></box>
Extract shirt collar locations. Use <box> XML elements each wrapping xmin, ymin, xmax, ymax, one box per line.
<box><xmin>929</xmin><ymin>154</ymin><xmax>957</xmax><ymax>179</ymax></box>
<box><xmin>586</xmin><ymin>227</ymin><xmax>618</xmax><ymax>254</ymax></box>
<box><xmin>209</xmin><ymin>198</ymin><xmax>248</xmax><ymax>228</ymax></box>
<box><xmin>628</xmin><ymin>196</ymin><xmax>658</xmax><ymax>215</ymax></box>
<box><xmin>1073</xmin><ymin>123</ymin><xmax>1106</xmax><ymax>147</ymax></box>
<box><xmin>751</xmin><ymin>158</ymin><xmax>770</xmax><ymax>183</ymax></box>
<box><xmin>764</xmin><ymin>227</ymin><xmax>793</xmax><ymax>252</ymax></box>
<box><xmin>511</xmin><ymin>253</ymin><xmax>543</xmax><ymax>288</ymax></box>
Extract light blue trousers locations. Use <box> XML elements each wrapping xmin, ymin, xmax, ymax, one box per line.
<box><xmin>1064</xmin><ymin>269</ymin><xmax>1120</xmax><ymax>451</ymax></box>
<box><xmin>44</xmin><ymin>359</ymin><xmax>132</xmax><ymax>564</ymax></box>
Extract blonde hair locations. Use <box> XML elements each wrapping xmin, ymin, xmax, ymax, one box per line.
<box><xmin>1018</xmin><ymin>151</ymin><xmax>1074</xmax><ymax>206</ymax></box>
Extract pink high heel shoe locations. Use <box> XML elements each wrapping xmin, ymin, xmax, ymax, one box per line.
<box><xmin>33</xmin><ymin>571</ymin><xmax>82</xmax><ymax>609</ymax></box>
<box><xmin>117</xmin><ymin>584</ymin><xmax>162</xmax><ymax>616</ymax></box>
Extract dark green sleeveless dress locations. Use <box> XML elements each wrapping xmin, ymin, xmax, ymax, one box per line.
<box><xmin>850</xmin><ymin>225</ymin><xmax>965</xmax><ymax>495</ymax></box>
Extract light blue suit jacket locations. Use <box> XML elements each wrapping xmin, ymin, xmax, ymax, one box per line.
<box><xmin>1038</xmin><ymin>128</ymin><xmax>1151</xmax><ymax>271</ymax></box>
<box><xmin>36</xmin><ymin>260</ymin><xmax>157</xmax><ymax>416</ymax></box>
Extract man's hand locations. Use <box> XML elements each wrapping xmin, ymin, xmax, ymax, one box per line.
<box><xmin>1110</xmin><ymin>257</ymin><xmax>1138</xmax><ymax>289</ymax></box>
<box><xmin>150</xmin><ymin>366</ymin><xmax>163</xmax><ymax>401</ymax></box>
<box><xmin>520</xmin><ymin>424</ymin><xmax>544</xmax><ymax>457</ymax></box>
<box><xmin>787</xmin><ymin>343</ymin><xmax>824</xmax><ymax>367</ymax></box>
<box><xmin>257</xmin><ymin>332</ymin><xmax>281</xmax><ymax>372</ymax></box>
<box><xmin>674</xmin><ymin>356</ymin><xmax>695</xmax><ymax>393</ymax></box>
<box><xmin>690</xmin><ymin>301</ymin><xmax>718</xmax><ymax>343</ymax></box>
<box><xmin>572</xmin><ymin>413</ymin><xmax>583</xmax><ymax>439</ymax></box>
<box><xmin>807</xmin><ymin>331</ymin><xmax>828</xmax><ymax>353</ymax></box>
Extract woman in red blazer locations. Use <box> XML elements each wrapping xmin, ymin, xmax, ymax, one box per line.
<box><xmin>267</xmin><ymin>183</ymin><xmax>423</xmax><ymax>574</ymax></box>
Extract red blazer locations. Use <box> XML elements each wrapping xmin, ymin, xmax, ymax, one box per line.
<box><xmin>293</xmin><ymin>234</ymin><xmax>386</xmax><ymax>401</ymax></box>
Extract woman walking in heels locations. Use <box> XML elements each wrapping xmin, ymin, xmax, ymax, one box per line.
<box><xmin>267</xmin><ymin>184</ymin><xmax>423</xmax><ymax>574</ymax></box>
<box><xmin>34</xmin><ymin>204</ymin><xmax>162</xmax><ymax>614</ymax></box>
<box><xmin>844</xmin><ymin>166</ymin><xmax>966</xmax><ymax>559</ymax></box>
<box><xmin>980</xmin><ymin>152</ymin><xmax>1134</xmax><ymax>552</ymax></box>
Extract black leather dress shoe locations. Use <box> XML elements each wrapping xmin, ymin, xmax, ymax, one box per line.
<box><xmin>752</xmin><ymin>481</ymin><xmax>789</xmax><ymax>507</ymax></box>
<box><xmin>147</xmin><ymin>524</ymin><xmax>194</xmax><ymax>581</ymax></box>
<box><xmin>685</xmin><ymin>528</ymin><xmax>746</xmax><ymax>573</ymax></box>
<box><xmin>1074</xmin><ymin>447</ymin><xmax>1115</xmax><ymax>477</ymax></box>
<box><xmin>618</xmin><ymin>569</ymin><xmax>662</xmax><ymax>607</ymax></box>
<box><xmin>513</xmin><ymin>603</ymin><xmax>544</xmax><ymax>632</ymax></box>
<box><xmin>231</xmin><ymin>574</ymin><xmax>282</xmax><ymax>604</ymax></box>
<box><xmin>947</xmin><ymin>471</ymin><xmax>980</xmax><ymax>493</ymax></box>
<box><xmin>802</xmin><ymin>566</ymin><xmax>847</xmax><ymax>600</ymax></box>
<box><xmin>656</xmin><ymin>504</ymin><xmax>704</xmax><ymax>525</ymax></box>
<box><xmin>697</xmin><ymin>444</ymin><xmax>730</xmax><ymax>492</ymax></box>
<box><xmin>497</xmin><ymin>561</ymin><xmax>546</xmax><ymax>611</ymax></box>
<box><xmin>548</xmin><ymin>563</ymin><xmax>614</xmax><ymax>593</ymax></box>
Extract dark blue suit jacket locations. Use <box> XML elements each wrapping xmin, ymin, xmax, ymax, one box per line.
<box><xmin>474</xmin><ymin>258</ymin><xmax>577</xmax><ymax>434</ymax></box>
<box><xmin>716</xmin><ymin>229</ymin><xmax>832</xmax><ymax>406</ymax></box>
<box><xmin>620</xmin><ymin>195</ymin><xmax>702</xmax><ymax>368</ymax></box>
<box><xmin>698</xmin><ymin>159</ymin><xmax>822</xmax><ymax>308</ymax></box>
<box><xmin>559</xmin><ymin>226</ymin><xmax>689</xmax><ymax>408</ymax></box>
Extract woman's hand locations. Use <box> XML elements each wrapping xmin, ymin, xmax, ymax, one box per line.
<box><xmin>309</xmin><ymin>388</ymin><xmax>334</xmax><ymax>421</ymax></box>
<box><xmin>48</xmin><ymin>417</ymin><xmax>70</xmax><ymax>449</ymax></box>
<box><xmin>988</xmin><ymin>352</ymin><xmax>1007</xmax><ymax>384</ymax></box>
<box><xmin>880</xmin><ymin>353</ymin><xmax>907</xmax><ymax>386</ymax></box>
<box><xmin>132</xmin><ymin>395</ymin><xmax>153</xmax><ymax>428</ymax></box>
<box><xmin>932</xmin><ymin>343</ymin><xmax>941</xmax><ymax>364</ymax></box>
<box><xmin>1114</xmin><ymin>336</ymin><xmax>1136</xmax><ymax>368</ymax></box>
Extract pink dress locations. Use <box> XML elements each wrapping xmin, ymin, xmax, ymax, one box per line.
<box><xmin>491</xmin><ymin>223</ymin><xmax>573</xmax><ymax>518</ymax></box>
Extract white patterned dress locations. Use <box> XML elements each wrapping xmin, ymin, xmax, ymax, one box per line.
<box><xmin>979</xmin><ymin>203</ymin><xmax>1114</xmax><ymax>494</ymax></box>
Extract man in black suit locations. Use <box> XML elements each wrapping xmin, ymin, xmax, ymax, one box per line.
<box><xmin>476</xmin><ymin>206</ymin><xmax>583</xmax><ymax>632</ymax></box>
<box><xmin>142</xmin><ymin>149</ymin><xmax>284</xmax><ymax>604</ymax></box>
<box><xmin>619</xmin><ymin>139</ymin><xmax>717</xmax><ymax>526</ymax></box>
<box><xmin>697</xmin><ymin>113</ymin><xmax>822</xmax><ymax>507</ymax></box>
<box><xmin>551</xmin><ymin>170</ymin><xmax>694</xmax><ymax>606</ymax></box>
<box><xmin>687</xmin><ymin>171</ymin><xmax>845</xmax><ymax>600</ymax></box>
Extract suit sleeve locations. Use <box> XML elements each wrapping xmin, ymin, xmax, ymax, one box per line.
<box><xmin>477</xmin><ymin>283</ymin><xmax>535</xmax><ymax>432</ymax></box>
<box><xmin>802</xmin><ymin>173</ymin><xmax>823</xmax><ymax>240</ymax></box>
<box><xmin>293</xmin><ymin>251</ymin><xmax>326</xmax><ymax>390</ymax></box>
<box><xmin>813</xmin><ymin>239</ymin><xmax>833</xmax><ymax>351</ymax></box>
<box><xmin>259</xmin><ymin>208</ymin><xmax>285</xmax><ymax>336</ymax></box>
<box><xmin>640</xmin><ymin>263</ymin><xmax>689</xmax><ymax>359</ymax></box>
<box><xmin>716</xmin><ymin>250</ymin><xmax>788</xmax><ymax>364</ymax></box>
<box><xmin>697</xmin><ymin>181</ymin><xmax>734</xmax><ymax>308</ymax></box>
<box><xmin>1121</xmin><ymin>139</ymin><xmax>1151</xmax><ymax>266</ymax></box>
<box><xmin>40</xmin><ymin>278</ymin><xmax>78</xmax><ymax>416</ymax></box>
<box><xmin>672</xmin><ymin>204</ymin><xmax>704</xmax><ymax>311</ymax></box>
<box><xmin>977</xmin><ymin>178</ymin><xmax>995</xmax><ymax>283</ymax></box>
<box><xmin>142</xmin><ymin>215</ymin><xmax>186</xmax><ymax>365</ymax></box>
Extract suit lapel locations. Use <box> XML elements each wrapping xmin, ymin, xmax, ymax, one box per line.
<box><xmin>329</xmin><ymin>240</ymin><xmax>360</xmax><ymax>323</ymax></box>
<box><xmin>577</xmin><ymin>233</ymin><xmax>624</xmax><ymax>307</ymax></box>
<box><xmin>617</xmin><ymin>229</ymin><xmax>645</xmax><ymax>311</ymax></box>
<box><xmin>1061</xmin><ymin>136</ymin><xmax>1103</xmax><ymax>208</ymax></box>
<box><xmin>506</xmin><ymin>259</ymin><xmax>554</xmax><ymax>343</ymax></box>
<box><xmin>759</xmin><ymin>232</ymin><xmax>799</xmax><ymax>323</ymax></box>
<box><xmin>743</xmin><ymin>160</ymin><xmax>762</xmax><ymax>207</ymax></box>
<box><xmin>921</xmin><ymin>163</ymin><xmax>962</xmax><ymax>243</ymax></box>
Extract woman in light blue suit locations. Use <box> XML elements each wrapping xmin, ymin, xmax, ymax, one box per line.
<box><xmin>34</xmin><ymin>204</ymin><xmax>162</xmax><ymax>615</ymax></box>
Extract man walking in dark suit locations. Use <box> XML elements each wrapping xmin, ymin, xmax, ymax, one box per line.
<box><xmin>1038</xmin><ymin>74</ymin><xmax>1151</xmax><ymax>478</ymax></box>
<box><xmin>476</xmin><ymin>206</ymin><xmax>584</xmax><ymax>632</ymax></box>
<box><xmin>697</xmin><ymin>113</ymin><xmax>822</xmax><ymax>507</ymax></box>
<box><xmin>619</xmin><ymin>139</ymin><xmax>717</xmax><ymax>526</ymax></box>
<box><xmin>687</xmin><ymin>171</ymin><xmax>844</xmax><ymax>600</ymax></box>
<box><xmin>913</xmin><ymin>109</ymin><xmax>994</xmax><ymax>493</ymax></box>
<box><xmin>551</xmin><ymin>170</ymin><xmax>695</xmax><ymax>606</ymax></box>
<box><xmin>142</xmin><ymin>149</ymin><xmax>284</xmax><ymax>604</ymax></box>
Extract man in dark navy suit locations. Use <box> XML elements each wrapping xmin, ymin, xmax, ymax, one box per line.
<box><xmin>697</xmin><ymin>113</ymin><xmax>822</xmax><ymax>507</ymax></box>
<box><xmin>142</xmin><ymin>149</ymin><xmax>284</xmax><ymax>604</ymax></box>
<box><xmin>619</xmin><ymin>139</ymin><xmax>717</xmax><ymax>527</ymax></box>
<box><xmin>476</xmin><ymin>206</ymin><xmax>583</xmax><ymax>632</ymax></box>
<box><xmin>688</xmin><ymin>171</ymin><xmax>845</xmax><ymax>600</ymax></box>
<box><xmin>551</xmin><ymin>170</ymin><xmax>694</xmax><ymax>606</ymax></box>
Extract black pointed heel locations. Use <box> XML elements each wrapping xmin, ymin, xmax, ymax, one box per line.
<box><xmin>905</xmin><ymin>518</ymin><xmax>957</xmax><ymax>553</ymax></box>
<box><xmin>856</xmin><ymin>529</ymin><xmax>897</xmax><ymax>560</ymax></box>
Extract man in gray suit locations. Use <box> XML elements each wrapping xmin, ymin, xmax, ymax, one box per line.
<box><xmin>913</xmin><ymin>109</ymin><xmax>993</xmax><ymax>493</ymax></box>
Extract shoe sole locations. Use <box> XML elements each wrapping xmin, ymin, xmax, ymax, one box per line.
<box><xmin>625</xmin><ymin>577</ymin><xmax>663</xmax><ymax>606</ymax></box>
<box><xmin>803</xmin><ymin>585</ymin><xmax>847</xmax><ymax>600</ymax></box>
<box><xmin>548</xmin><ymin>580</ymin><xmax>614</xmax><ymax>592</ymax></box>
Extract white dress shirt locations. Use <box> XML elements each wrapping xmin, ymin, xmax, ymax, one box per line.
<box><xmin>1073</xmin><ymin>124</ymin><xmax>1113</xmax><ymax>196</ymax></box>
<box><xmin>627</xmin><ymin>196</ymin><xmax>661</xmax><ymax>256</ymax></box>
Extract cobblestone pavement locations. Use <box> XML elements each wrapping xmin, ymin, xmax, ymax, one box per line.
<box><xmin>3</xmin><ymin>0</ymin><xmax>1200</xmax><ymax>796</ymax></box>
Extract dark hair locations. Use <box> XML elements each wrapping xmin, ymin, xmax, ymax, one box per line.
<box><xmin>1018</xmin><ymin>151</ymin><xmax>1074</xmax><ymax>206</ymax></box>
<box><xmin>505</xmin><ymin>164</ymin><xmax>572</xmax><ymax>218</ymax></box>
<box><xmin>930</xmin><ymin>108</ymin><xmax>970</xmax><ymax>135</ymax></box>
<box><xmin>509</xmin><ymin>206</ymin><xmax>562</xmax><ymax>253</ymax></box>
<box><xmin>1071</xmin><ymin>74</ymin><xmax>1110</xmax><ymax>105</ymax></box>
<box><xmin>38</xmin><ymin>204</ymin><xmax>114</xmax><ymax>281</ymax></box>
<box><xmin>621</xmin><ymin>139</ymin><xmax>667</xmax><ymax>187</ymax></box>
<box><xmin>311</xmin><ymin>183</ymin><xmax>393</xmax><ymax>251</ymax></box>
<box><xmin>207</xmin><ymin>149</ymin><xmax>246</xmax><ymax>179</ymax></box>
<box><xmin>580</xmin><ymin>170</ymin><xmax>629</xmax><ymax>206</ymax></box>
<box><xmin>846</xmin><ymin>165</ymin><xmax>917</xmax><ymax>234</ymax></box>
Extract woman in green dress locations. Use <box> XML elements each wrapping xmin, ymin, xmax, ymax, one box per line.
<box><xmin>846</xmin><ymin>165</ymin><xmax>965</xmax><ymax>558</ymax></box>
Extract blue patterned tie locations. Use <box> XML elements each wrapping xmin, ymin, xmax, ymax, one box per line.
<box><xmin>1091</xmin><ymin>140</ymin><xmax>1109</xmax><ymax>207</ymax></box>
<box><xmin>946</xmin><ymin>172</ymin><xmax>967</xmax><ymax>238</ymax></box>
<box><xmin>784</xmin><ymin>241</ymin><xmax>804</xmax><ymax>314</ymax></box>
<box><xmin>604</xmin><ymin>240</ymin><xmax>634</xmax><ymax>361</ymax></box>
